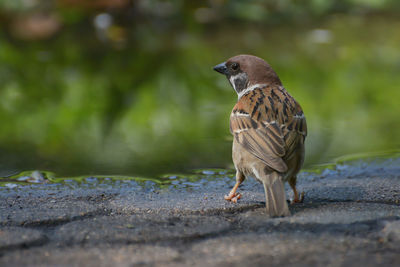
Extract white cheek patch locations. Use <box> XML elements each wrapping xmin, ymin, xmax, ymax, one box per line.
<box><xmin>229</xmin><ymin>76</ymin><xmax>236</xmax><ymax>91</ymax></box>
<box><xmin>229</xmin><ymin>73</ymin><xmax>248</xmax><ymax>93</ymax></box>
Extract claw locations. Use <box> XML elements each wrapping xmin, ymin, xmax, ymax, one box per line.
<box><xmin>224</xmin><ymin>192</ymin><xmax>240</xmax><ymax>201</ymax></box>
<box><xmin>224</xmin><ymin>180</ymin><xmax>242</xmax><ymax>203</ymax></box>
<box><xmin>291</xmin><ymin>191</ymin><xmax>305</xmax><ymax>204</ymax></box>
<box><xmin>231</xmin><ymin>193</ymin><xmax>242</xmax><ymax>203</ymax></box>
<box><xmin>224</xmin><ymin>192</ymin><xmax>242</xmax><ymax>203</ymax></box>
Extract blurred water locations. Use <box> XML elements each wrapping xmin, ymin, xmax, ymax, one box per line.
<box><xmin>0</xmin><ymin>11</ymin><xmax>399</xmax><ymax>177</ymax></box>
<box><xmin>1</xmin><ymin>153</ymin><xmax>399</xmax><ymax>190</ymax></box>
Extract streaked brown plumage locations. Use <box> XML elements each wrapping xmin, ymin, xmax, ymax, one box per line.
<box><xmin>214</xmin><ymin>55</ymin><xmax>307</xmax><ymax>216</ymax></box>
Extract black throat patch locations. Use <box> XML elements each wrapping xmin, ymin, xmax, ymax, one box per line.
<box><xmin>229</xmin><ymin>72</ymin><xmax>248</xmax><ymax>94</ymax></box>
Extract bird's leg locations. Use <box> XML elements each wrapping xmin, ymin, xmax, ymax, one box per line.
<box><xmin>289</xmin><ymin>177</ymin><xmax>304</xmax><ymax>204</ymax></box>
<box><xmin>225</xmin><ymin>171</ymin><xmax>245</xmax><ymax>203</ymax></box>
<box><xmin>224</xmin><ymin>182</ymin><xmax>242</xmax><ymax>203</ymax></box>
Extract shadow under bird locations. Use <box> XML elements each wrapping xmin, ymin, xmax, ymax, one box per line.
<box><xmin>214</xmin><ymin>55</ymin><xmax>307</xmax><ymax>217</ymax></box>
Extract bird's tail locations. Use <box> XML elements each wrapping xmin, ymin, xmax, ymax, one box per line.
<box><xmin>262</xmin><ymin>173</ymin><xmax>290</xmax><ymax>217</ymax></box>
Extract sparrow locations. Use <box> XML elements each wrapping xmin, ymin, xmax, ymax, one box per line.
<box><xmin>213</xmin><ymin>55</ymin><xmax>307</xmax><ymax>217</ymax></box>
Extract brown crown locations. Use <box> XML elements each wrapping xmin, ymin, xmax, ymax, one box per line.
<box><xmin>226</xmin><ymin>55</ymin><xmax>282</xmax><ymax>86</ymax></box>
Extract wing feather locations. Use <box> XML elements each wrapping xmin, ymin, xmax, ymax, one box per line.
<box><xmin>230</xmin><ymin>85</ymin><xmax>307</xmax><ymax>173</ymax></box>
<box><xmin>231</xmin><ymin>114</ymin><xmax>288</xmax><ymax>172</ymax></box>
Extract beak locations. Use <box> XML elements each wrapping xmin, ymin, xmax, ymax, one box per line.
<box><xmin>213</xmin><ymin>62</ymin><xmax>228</xmax><ymax>75</ymax></box>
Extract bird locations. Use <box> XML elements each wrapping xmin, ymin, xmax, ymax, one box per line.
<box><xmin>213</xmin><ymin>55</ymin><xmax>307</xmax><ymax>217</ymax></box>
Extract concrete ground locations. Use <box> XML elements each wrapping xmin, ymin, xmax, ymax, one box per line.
<box><xmin>0</xmin><ymin>158</ymin><xmax>399</xmax><ymax>266</ymax></box>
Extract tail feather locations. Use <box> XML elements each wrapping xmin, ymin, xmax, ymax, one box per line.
<box><xmin>262</xmin><ymin>174</ymin><xmax>290</xmax><ymax>217</ymax></box>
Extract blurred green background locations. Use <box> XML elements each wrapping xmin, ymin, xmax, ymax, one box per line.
<box><xmin>0</xmin><ymin>0</ymin><xmax>399</xmax><ymax>176</ymax></box>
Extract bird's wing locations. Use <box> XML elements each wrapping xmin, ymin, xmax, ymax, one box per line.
<box><xmin>230</xmin><ymin>86</ymin><xmax>307</xmax><ymax>173</ymax></box>
<box><xmin>230</xmin><ymin>111</ymin><xmax>287</xmax><ymax>172</ymax></box>
<box><xmin>282</xmin><ymin>108</ymin><xmax>307</xmax><ymax>157</ymax></box>
<box><xmin>280</xmin><ymin>88</ymin><xmax>307</xmax><ymax>157</ymax></box>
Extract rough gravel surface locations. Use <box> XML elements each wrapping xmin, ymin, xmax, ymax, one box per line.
<box><xmin>0</xmin><ymin>158</ymin><xmax>399</xmax><ymax>266</ymax></box>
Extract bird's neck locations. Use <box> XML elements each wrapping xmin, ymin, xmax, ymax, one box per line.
<box><xmin>237</xmin><ymin>84</ymin><xmax>267</xmax><ymax>100</ymax></box>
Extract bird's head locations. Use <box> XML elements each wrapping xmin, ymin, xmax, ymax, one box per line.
<box><xmin>213</xmin><ymin>54</ymin><xmax>282</xmax><ymax>95</ymax></box>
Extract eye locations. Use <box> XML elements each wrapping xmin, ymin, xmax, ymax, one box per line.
<box><xmin>231</xmin><ymin>62</ymin><xmax>239</xmax><ymax>71</ymax></box>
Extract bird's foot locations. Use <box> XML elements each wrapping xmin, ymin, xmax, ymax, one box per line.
<box><xmin>224</xmin><ymin>192</ymin><xmax>242</xmax><ymax>203</ymax></box>
<box><xmin>291</xmin><ymin>191</ymin><xmax>305</xmax><ymax>204</ymax></box>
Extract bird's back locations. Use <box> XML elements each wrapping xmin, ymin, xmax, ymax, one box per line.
<box><xmin>231</xmin><ymin>85</ymin><xmax>307</xmax><ymax>174</ymax></box>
